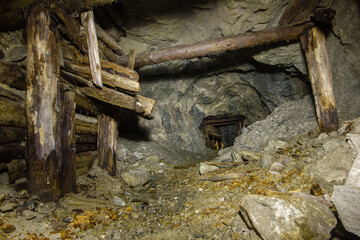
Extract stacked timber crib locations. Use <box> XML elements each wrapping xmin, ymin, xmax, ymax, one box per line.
<box><xmin>0</xmin><ymin>5</ymin><xmax>155</xmax><ymax>202</ymax></box>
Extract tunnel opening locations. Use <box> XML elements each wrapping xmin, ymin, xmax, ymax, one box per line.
<box><xmin>199</xmin><ymin>114</ymin><xmax>246</xmax><ymax>150</ymax></box>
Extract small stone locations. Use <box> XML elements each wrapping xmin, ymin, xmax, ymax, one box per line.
<box><xmin>22</xmin><ymin>210</ymin><xmax>36</xmax><ymax>220</ymax></box>
<box><xmin>114</xmin><ymin>196</ymin><xmax>126</xmax><ymax>207</ymax></box>
<box><xmin>241</xmin><ymin>150</ymin><xmax>261</xmax><ymax>162</ymax></box>
<box><xmin>0</xmin><ymin>203</ymin><xmax>17</xmax><ymax>213</ymax></box>
<box><xmin>0</xmin><ymin>224</ymin><xmax>15</xmax><ymax>233</ymax></box>
<box><xmin>63</xmin><ymin>216</ymin><xmax>74</xmax><ymax>223</ymax></box>
<box><xmin>199</xmin><ymin>162</ymin><xmax>219</xmax><ymax>175</ymax></box>
<box><xmin>260</xmin><ymin>152</ymin><xmax>273</xmax><ymax>168</ymax></box>
<box><xmin>268</xmin><ymin>162</ymin><xmax>285</xmax><ymax>174</ymax></box>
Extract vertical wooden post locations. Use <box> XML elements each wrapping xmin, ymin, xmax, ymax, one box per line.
<box><xmin>300</xmin><ymin>27</ymin><xmax>339</xmax><ymax>133</ymax></box>
<box><xmin>81</xmin><ymin>10</ymin><xmax>103</xmax><ymax>88</ymax></box>
<box><xmin>60</xmin><ymin>90</ymin><xmax>76</xmax><ymax>194</ymax></box>
<box><xmin>26</xmin><ymin>5</ymin><xmax>62</xmax><ymax>201</ymax></box>
<box><xmin>97</xmin><ymin>114</ymin><xmax>118</xmax><ymax>176</ymax></box>
<box><xmin>127</xmin><ymin>49</ymin><xmax>136</xmax><ymax>70</ymax></box>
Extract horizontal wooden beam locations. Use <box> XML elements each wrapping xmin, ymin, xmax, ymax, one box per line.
<box><xmin>116</xmin><ymin>21</ymin><xmax>316</xmax><ymax>68</ymax></box>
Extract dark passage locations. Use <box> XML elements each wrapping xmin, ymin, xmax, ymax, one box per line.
<box><xmin>199</xmin><ymin>114</ymin><xmax>245</xmax><ymax>150</ymax></box>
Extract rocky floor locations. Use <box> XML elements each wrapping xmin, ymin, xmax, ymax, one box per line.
<box><xmin>0</xmin><ymin>97</ymin><xmax>359</xmax><ymax>239</ymax></box>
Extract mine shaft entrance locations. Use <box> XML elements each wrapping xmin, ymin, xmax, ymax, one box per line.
<box><xmin>199</xmin><ymin>114</ymin><xmax>246</xmax><ymax>150</ymax></box>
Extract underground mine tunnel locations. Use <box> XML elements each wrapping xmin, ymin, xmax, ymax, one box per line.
<box><xmin>0</xmin><ymin>0</ymin><xmax>360</xmax><ymax>239</ymax></box>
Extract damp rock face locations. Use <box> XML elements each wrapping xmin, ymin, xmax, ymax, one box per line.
<box><xmin>239</xmin><ymin>195</ymin><xmax>337</xmax><ymax>240</ymax></box>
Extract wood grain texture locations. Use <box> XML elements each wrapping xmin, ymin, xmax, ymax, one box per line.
<box><xmin>26</xmin><ymin>5</ymin><xmax>63</xmax><ymax>202</ymax></box>
<box><xmin>81</xmin><ymin>10</ymin><xmax>103</xmax><ymax>88</ymax></box>
<box><xmin>97</xmin><ymin>114</ymin><xmax>118</xmax><ymax>176</ymax></box>
<box><xmin>300</xmin><ymin>27</ymin><xmax>339</xmax><ymax>133</ymax></box>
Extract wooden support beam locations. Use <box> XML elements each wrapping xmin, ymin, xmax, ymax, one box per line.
<box><xmin>0</xmin><ymin>144</ymin><xmax>26</xmax><ymax>163</ymax></box>
<box><xmin>95</xmin><ymin>23</ymin><xmax>124</xmax><ymax>55</ymax></box>
<box><xmin>75</xmin><ymin>113</ymin><xmax>98</xmax><ymax>136</ymax></box>
<box><xmin>60</xmin><ymin>90</ymin><xmax>76</xmax><ymax>194</ymax></box>
<box><xmin>300</xmin><ymin>27</ymin><xmax>339</xmax><ymax>133</ymax></box>
<box><xmin>97</xmin><ymin>114</ymin><xmax>118</xmax><ymax>176</ymax></box>
<box><xmin>52</xmin><ymin>8</ymin><xmax>87</xmax><ymax>53</ymax></box>
<box><xmin>76</xmin><ymin>144</ymin><xmax>97</xmax><ymax>153</ymax></box>
<box><xmin>0</xmin><ymin>61</ymin><xmax>26</xmax><ymax>90</ymax></box>
<box><xmin>116</xmin><ymin>21</ymin><xmax>316</xmax><ymax>68</ymax></box>
<box><xmin>127</xmin><ymin>49</ymin><xmax>136</xmax><ymax>70</ymax></box>
<box><xmin>76</xmin><ymin>134</ymin><xmax>97</xmax><ymax>144</ymax></box>
<box><xmin>63</xmin><ymin>60</ymin><xmax>140</xmax><ymax>92</ymax></box>
<box><xmin>0</xmin><ymin>126</ymin><xmax>25</xmax><ymax>144</ymax></box>
<box><xmin>76</xmin><ymin>151</ymin><xmax>97</xmax><ymax>177</ymax></box>
<box><xmin>81</xmin><ymin>10</ymin><xmax>103</xmax><ymax>88</ymax></box>
<box><xmin>26</xmin><ymin>5</ymin><xmax>63</xmax><ymax>202</ymax></box>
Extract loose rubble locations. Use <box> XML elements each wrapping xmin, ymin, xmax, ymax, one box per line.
<box><xmin>0</xmin><ymin>98</ymin><xmax>358</xmax><ymax>239</ymax></box>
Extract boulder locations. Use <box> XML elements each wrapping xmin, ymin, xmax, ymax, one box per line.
<box><xmin>331</xmin><ymin>185</ymin><xmax>360</xmax><ymax>237</ymax></box>
<box><xmin>239</xmin><ymin>195</ymin><xmax>337</xmax><ymax>240</ymax></box>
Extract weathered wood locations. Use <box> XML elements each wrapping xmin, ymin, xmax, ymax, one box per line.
<box><xmin>98</xmin><ymin>40</ymin><xmax>116</xmax><ymax>62</ymax></box>
<box><xmin>0</xmin><ymin>98</ymin><xmax>25</xmax><ymax>127</ymax></box>
<box><xmin>75</xmin><ymin>114</ymin><xmax>98</xmax><ymax>136</ymax></box>
<box><xmin>116</xmin><ymin>21</ymin><xmax>316</xmax><ymax>68</ymax></box>
<box><xmin>63</xmin><ymin>60</ymin><xmax>140</xmax><ymax>92</ymax></box>
<box><xmin>52</xmin><ymin>8</ymin><xmax>87</xmax><ymax>53</ymax></box>
<box><xmin>61</xmin><ymin>70</ymin><xmax>92</xmax><ymax>87</ymax></box>
<box><xmin>26</xmin><ymin>5</ymin><xmax>63</xmax><ymax>202</ymax></box>
<box><xmin>0</xmin><ymin>61</ymin><xmax>26</xmax><ymax>90</ymax></box>
<box><xmin>100</xmin><ymin>59</ymin><xmax>139</xmax><ymax>81</ymax></box>
<box><xmin>0</xmin><ymin>82</ymin><xmax>25</xmax><ymax>103</ymax></box>
<box><xmin>76</xmin><ymin>151</ymin><xmax>97</xmax><ymax>177</ymax></box>
<box><xmin>0</xmin><ymin>126</ymin><xmax>25</xmax><ymax>144</ymax></box>
<box><xmin>7</xmin><ymin>159</ymin><xmax>26</xmax><ymax>183</ymax></box>
<box><xmin>300</xmin><ymin>27</ymin><xmax>339</xmax><ymax>133</ymax></box>
<box><xmin>78</xmin><ymin>85</ymin><xmax>137</xmax><ymax>110</ymax></box>
<box><xmin>60</xmin><ymin>90</ymin><xmax>76</xmax><ymax>194</ymax></box>
<box><xmin>76</xmin><ymin>144</ymin><xmax>97</xmax><ymax>153</ymax></box>
<box><xmin>81</xmin><ymin>10</ymin><xmax>103</xmax><ymax>88</ymax></box>
<box><xmin>95</xmin><ymin>23</ymin><xmax>124</xmax><ymax>55</ymax></box>
<box><xmin>127</xmin><ymin>49</ymin><xmax>136</xmax><ymax>70</ymax></box>
<box><xmin>0</xmin><ymin>0</ymin><xmax>117</xmax><ymax>31</ymax></box>
<box><xmin>278</xmin><ymin>0</ymin><xmax>322</xmax><ymax>26</ymax></box>
<box><xmin>76</xmin><ymin>134</ymin><xmax>97</xmax><ymax>144</ymax></box>
<box><xmin>0</xmin><ymin>144</ymin><xmax>26</xmax><ymax>163</ymax></box>
<box><xmin>97</xmin><ymin>114</ymin><xmax>118</xmax><ymax>176</ymax></box>
<box><xmin>198</xmin><ymin>173</ymin><xmax>245</xmax><ymax>182</ymax></box>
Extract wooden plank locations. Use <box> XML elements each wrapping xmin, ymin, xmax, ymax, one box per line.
<box><xmin>0</xmin><ymin>98</ymin><xmax>25</xmax><ymax>127</ymax></box>
<box><xmin>63</xmin><ymin>60</ymin><xmax>140</xmax><ymax>92</ymax></box>
<box><xmin>0</xmin><ymin>61</ymin><xmax>26</xmax><ymax>90</ymax></box>
<box><xmin>127</xmin><ymin>49</ymin><xmax>136</xmax><ymax>70</ymax></box>
<box><xmin>198</xmin><ymin>173</ymin><xmax>245</xmax><ymax>182</ymax></box>
<box><xmin>76</xmin><ymin>144</ymin><xmax>97</xmax><ymax>153</ymax></box>
<box><xmin>95</xmin><ymin>23</ymin><xmax>124</xmax><ymax>55</ymax></box>
<box><xmin>81</xmin><ymin>10</ymin><xmax>103</xmax><ymax>88</ymax></box>
<box><xmin>300</xmin><ymin>27</ymin><xmax>339</xmax><ymax>133</ymax></box>
<box><xmin>99</xmin><ymin>59</ymin><xmax>139</xmax><ymax>81</ymax></box>
<box><xmin>26</xmin><ymin>5</ymin><xmax>63</xmax><ymax>202</ymax></box>
<box><xmin>76</xmin><ymin>151</ymin><xmax>97</xmax><ymax>177</ymax></box>
<box><xmin>98</xmin><ymin>40</ymin><xmax>116</xmax><ymax>62</ymax></box>
<box><xmin>0</xmin><ymin>126</ymin><xmax>25</xmax><ymax>144</ymax></box>
<box><xmin>75</xmin><ymin>114</ymin><xmax>98</xmax><ymax>136</ymax></box>
<box><xmin>116</xmin><ymin>22</ymin><xmax>316</xmax><ymax>68</ymax></box>
<box><xmin>97</xmin><ymin>114</ymin><xmax>118</xmax><ymax>176</ymax></box>
<box><xmin>60</xmin><ymin>90</ymin><xmax>76</xmax><ymax>194</ymax></box>
<box><xmin>0</xmin><ymin>82</ymin><xmax>25</xmax><ymax>102</ymax></box>
<box><xmin>76</xmin><ymin>134</ymin><xmax>97</xmax><ymax>144</ymax></box>
<box><xmin>0</xmin><ymin>144</ymin><xmax>25</xmax><ymax>163</ymax></box>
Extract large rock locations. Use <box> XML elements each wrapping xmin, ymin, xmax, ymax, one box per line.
<box><xmin>331</xmin><ymin>185</ymin><xmax>360</xmax><ymax>237</ymax></box>
<box><xmin>239</xmin><ymin>195</ymin><xmax>337</xmax><ymax>240</ymax></box>
<box><xmin>121</xmin><ymin>166</ymin><xmax>151</xmax><ymax>187</ymax></box>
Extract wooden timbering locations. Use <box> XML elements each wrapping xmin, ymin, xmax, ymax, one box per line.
<box><xmin>81</xmin><ymin>10</ymin><xmax>103</xmax><ymax>88</ymax></box>
<box><xmin>60</xmin><ymin>90</ymin><xmax>76</xmax><ymax>194</ymax></box>
<box><xmin>300</xmin><ymin>27</ymin><xmax>339</xmax><ymax>133</ymax></box>
<box><xmin>127</xmin><ymin>49</ymin><xmax>136</xmax><ymax>70</ymax></box>
<box><xmin>26</xmin><ymin>5</ymin><xmax>63</xmax><ymax>201</ymax></box>
<box><xmin>97</xmin><ymin>114</ymin><xmax>118</xmax><ymax>176</ymax></box>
